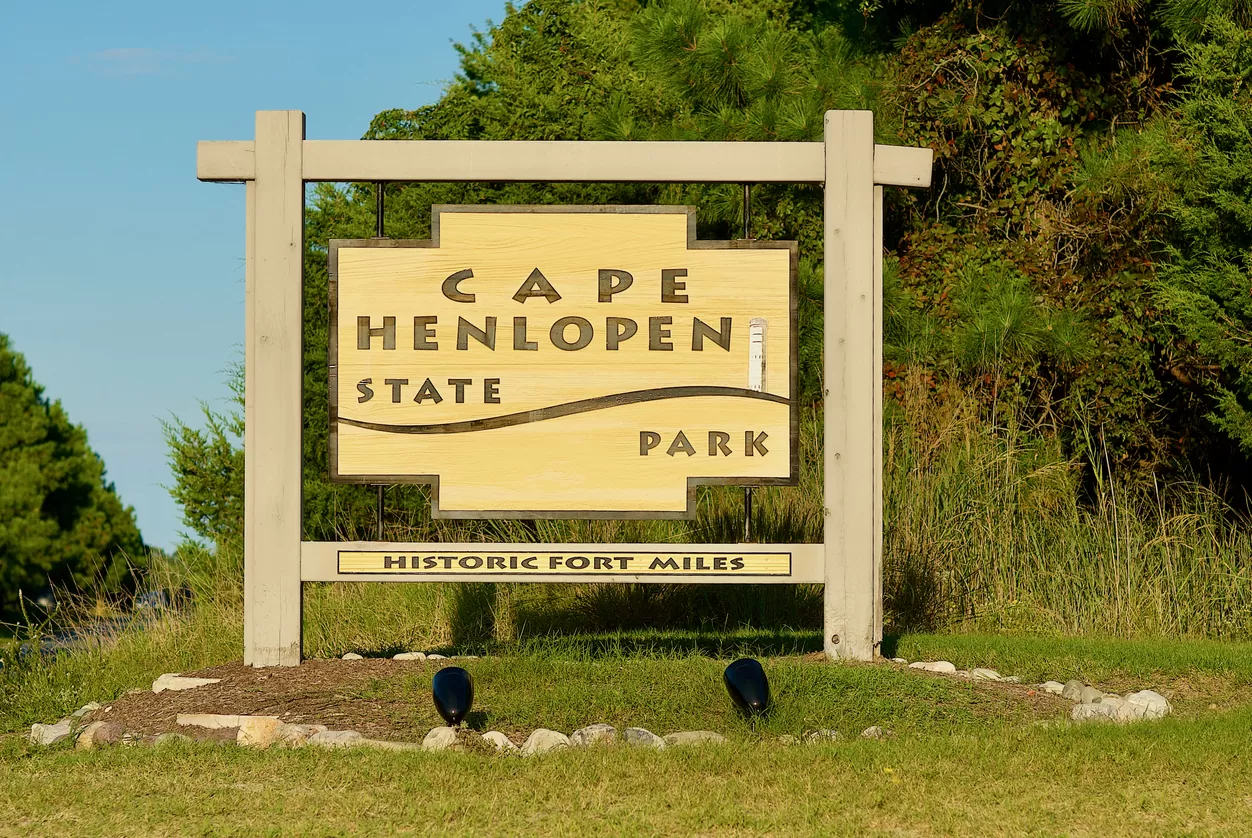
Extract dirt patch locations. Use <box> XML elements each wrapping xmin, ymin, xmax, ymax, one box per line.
<box><xmin>87</xmin><ymin>659</ymin><xmax>449</xmax><ymax>742</ymax></box>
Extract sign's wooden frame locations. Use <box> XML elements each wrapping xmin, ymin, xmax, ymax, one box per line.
<box><xmin>197</xmin><ymin>110</ymin><xmax>932</xmax><ymax>667</ymax></box>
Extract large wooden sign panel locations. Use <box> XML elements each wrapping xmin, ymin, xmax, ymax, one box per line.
<box><xmin>330</xmin><ymin>205</ymin><xmax>797</xmax><ymax>518</ymax></box>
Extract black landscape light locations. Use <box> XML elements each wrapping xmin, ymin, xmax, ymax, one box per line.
<box><xmin>432</xmin><ymin>666</ymin><xmax>474</xmax><ymax>727</ymax></box>
<box><xmin>724</xmin><ymin>658</ymin><xmax>771</xmax><ymax>717</ymax></box>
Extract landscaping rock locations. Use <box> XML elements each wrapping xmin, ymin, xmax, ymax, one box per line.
<box><xmin>663</xmin><ymin>731</ymin><xmax>727</xmax><ymax>747</ymax></box>
<box><xmin>1002</xmin><ymin>676</ymin><xmax>1023</xmax><ymax>684</ymax></box>
<box><xmin>1079</xmin><ymin>686</ymin><xmax>1105</xmax><ymax>704</ymax></box>
<box><xmin>1120</xmin><ymin>690</ymin><xmax>1171</xmax><ymax>721</ymax></box>
<box><xmin>341</xmin><ymin>653</ymin><xmax>363</xmax><ymax>660</ymax></box>
<box><xmin>1100</xmin><ymin>696</ymin><xmax>1126</xmax><ymax>714</ymax></box>
<box><xmin>954</xmin><ymin>670</ymin><xmax>972</xmax><ymax>679</ymax></box>
<box><xmin>426</xmin><ymin>654</ymin><xmax>447</xmax><ymax>660</ymax></box>
<box><xmin>890</xmin><ymin>658</ymin><xmax>908</xmax><ymax>664</ymax></box>
<box><xmin>75</xmin><ymin>721</ymin><xmax>122</xmax><ymax>750</ymax></box>
<box><xmin>178</xmin><ymin>713</ymin><xmax>277</xmax><ymax>730</ymax></box>
<box><xmin>623</xmin><ymin>727</ymin><xmax>665</xmax><ymax>748</ymax></box>
<box><xmin>570</xmin><ymin>723</ymin><xmax>617</xmax><ymax>746</ymax></box>
<box><xmin>393</xmin><ymin>652</ymin><xmax>426</xmax><ymax>661</ymax></box>
<box><xmin>423</xmin><ymin>726</ymin><xmax>462</xmax><ymax>752</ymax></box>
<box><xmin>1071</xmin><ymin>703</ymin><xmax>1119</xmax><ymax>723</ymax></box>
<box><xmin>308</xmin><ymin>730</ymin><xmax>367</xmax><ymax>748</ymax></box>
<box><xmin>521</xmin><ymin>729</ymin><xmax>570</xmax><ymax>756</ymax></box>
<box><xmin>30</xmin><ymin>720</ymin><xmax>73</xmax><ymax>746</ymax></box>
<box><xmin>1061</xmin><ymin>680</ymin><xmax>1086</xmax><ymax>701</ymax></box>
<box><xmin>804</xmin><ymin>729</ymin><xmax>843</xmax><ymax>743</ymax></box>
<box><xmin>237</xmin><ymin>717</ymin><xmax>285</xmax><ymax>748</ymax></box>
<box><xmin>860</xmin><ymin>726</ymin><xmax>892</xmax><ymax>739</ymax></box>
<box><xmin>274</xmin><ymin>724</ymin><xmax>328</xmax><ymax>747</ymax></box>
<box><xmin>1040</xmin><ymin>681</ymin><xmax>1066</xmax><ymax>696</ymax></box>
<box><xmin>908</xmin><ymin>660</ymin><xmax>957</xmax><ymax>674</ymax></box>
<box><xmin>971</xmin><ymin>668</ymin><xmax>1003</xmax><ymax>681</ymax></box>
<box><xmin>153</xmin><ymin>732</ymin><xmax>192</xmax><ymax>746</ymax></box>
<box><xmin>776</xmin><ymin>734</ymin><xmax>800</xmax><ymax>745</ymax></box>
<box><xmin>482</xmin><ymin>731</ymin><xmax>519</xmax><ymax>753</ymax></box>
<box><xmin>71</xmin><ymin>702</ymin><xmax>102</xmax><ymax>719</ymax></box>
<box><xmin>453</xmin><ymin>655</ymin><xmax>480</xmax><ymax>660</ymax></box>
<box><xmin>152</xmin><ymin>674</ymin><xmax>221</xmax><ymax>693</ymax></box>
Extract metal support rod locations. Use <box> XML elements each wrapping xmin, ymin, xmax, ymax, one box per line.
<box><xmin>374</xmin><ymin>181</ymin><xmax>385</xmax><ymax>238</ymax></box>
<box><xmin>743</xmin><ymin>182</ymin><xmax>753</xmax><ymax>543</ymax></box>
<box><xmin>376</xmin><ymin>485</ymin><xmax>385</xmax><ymax>540</ymax></box>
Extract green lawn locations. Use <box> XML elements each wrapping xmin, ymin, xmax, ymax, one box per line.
<box><xmin>4</xmin><ymin>632</ymin><xmax>1252</xmax><ymax>835</ymax></box>
<box><xmin>5</xmin><ymin>708</ymin><xmax>1252</xmax><ymax>837</ymax></box>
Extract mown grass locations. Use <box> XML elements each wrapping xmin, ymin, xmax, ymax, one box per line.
<box><xmin>5</xmin><ymin>706</ymin><xmax>1252</xmax><ymax>837</ymax></box>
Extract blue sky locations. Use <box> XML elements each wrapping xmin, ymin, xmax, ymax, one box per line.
<box><xmin>0</xmin><ymin>0</ymin><xmax>510</xmax><ymax>550</ymax></box>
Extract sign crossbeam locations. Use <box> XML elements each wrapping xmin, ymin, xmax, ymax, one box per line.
<box><xmin>198</xmin><ymin>139</ymin><xmax>932</xmax><ymax>187</ymax></box>
<box><xmin>200</xmin><ymin>110</ymin><xmax>932</xmax><ymax>667</ymax></box>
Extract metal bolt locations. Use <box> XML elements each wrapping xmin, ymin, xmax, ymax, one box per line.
<box><xmin>831</xmin><ymin>634</ymin><xmax>841</xmax><ymax>645</ymax></box>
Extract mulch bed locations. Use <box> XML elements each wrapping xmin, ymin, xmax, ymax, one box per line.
<box><xmin>87</xmin><ymin>659</ymin><xmax>440</xmax><ymax>742</ymax></box>
<box><xmin>82</xmin><ymin>658</ymin><xmax>1072</xmax><ymax>743</ymax></box>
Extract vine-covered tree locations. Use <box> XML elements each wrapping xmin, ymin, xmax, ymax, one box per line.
<box><xmin>0</xmin><ymin>332</ymin><xmax>145</xmax><ymax>618</ymax></box>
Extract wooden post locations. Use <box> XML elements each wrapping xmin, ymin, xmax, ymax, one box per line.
<box><xmin>245</xmin><ymin>110</ymin><xmax>305</xmax><ymax>666</ymax></box>
<box><xmin>873</xmin><ymin>184</ymin><xmax>885</xmax><ymax>646</ymax></box>
<box><xmin>823</xmin><ymin>111</ymin><xmax>877</xmax><ymax>661</ymax></box>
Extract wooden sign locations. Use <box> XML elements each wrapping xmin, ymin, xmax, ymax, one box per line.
<box><xmin>329</xmin><ymin>206</ymin><xmax>797</xmax><ymax>518</ymax></box>
<box><xmin>338</xmin><ymin>549</ymin><xmax>792</xmax><ymax>577</ymax></box>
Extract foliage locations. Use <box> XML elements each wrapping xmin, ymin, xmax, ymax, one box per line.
<box><xmin>0</xmin><ymin>333</ymin><xmax>145</xmax><ymax>620</ymax></box>
<box><xmin>162</xmin><ymin>361</ymin><xmax>244</xmax><ymax>550</ymax></box>
<box><xmin>1151</xmin><ymin>18</ymin><xmax>1252</xmax><ymax>454</ymax></box>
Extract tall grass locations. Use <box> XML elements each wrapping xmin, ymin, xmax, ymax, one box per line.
<box><xmin>883</xmin><ymin>379</ymin><xmax>1252</xmax><ymax>638</ymax></box>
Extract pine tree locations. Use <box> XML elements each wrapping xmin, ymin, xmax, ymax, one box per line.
<box><xmin>0</xmin><ymin>332</ymin><xmax>145</xmax><ymax>618</ymax></box>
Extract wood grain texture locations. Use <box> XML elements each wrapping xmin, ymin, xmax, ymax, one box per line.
<box><xmin>823</xmin><ymin>111</ymin><xmax>877</xmax><ymax>662</ymax></box>
<box><xmin>302</xmin><ymin>542</ymin><xmax>823</xmax><ymax>583</ymax></box>
<box><xmin>196</xmin><ymin>139</ymin><xmax>933</xmax><ymax>187</ymax></box>
<box><xmin>329</xmin><ymin>207</ymin><xmax>797</xmax><ymax>518</ymax></box>
<box><xmin>246</xmin><ymin>111</ymin><xmax>305</xmax><ymax>667</ymax></box>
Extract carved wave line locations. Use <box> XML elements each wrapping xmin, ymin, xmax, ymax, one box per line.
<box><xmin>338</xmin><ymin>385</ymin><xmax>789</xmax><ymax>435</ymax></box>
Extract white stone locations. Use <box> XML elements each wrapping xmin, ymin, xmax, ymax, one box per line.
<box><xmin>341</xmin><ymin>653</ymin><xmax>363</xmax><ymax>660</ymax></box>
<box><xmin>178</xmin><ymin>713</ymin><xmax>278</xmax><ymax>730</ymax></box>
<box><xmin>954</xmin><ymin>670</ymin><xmax>972</xmax><ymax>679</ymax></box>
<box><xmin>861</xmin><ymin>726</ymin><xmax>891</xmax><ymax>739</ymax></box>
<box><xmin>1071</xmin><ymin>703</ymin><xmax>1119</xmax><ymax>723</ymax></box>
<box><xmin>75</xmin><ymin>721</ymin><xmax>123</xmax><ymax>750</ymax></box>
<box><xmin>570</xmin><ymin>723</ymin><xmax>617</xmax><ymax>746</ymax></box>
<box><xmin>1120</xmin><ymin>690</ymin><xmax>1171</xmax><ymax>721</ymax></box>
<box><xmin>1040</xmin><ymin>681</ymin><xmax>1066</xmax><ymax>696</ymax></box>
<box><xmin>804</xmin><ymin>729</ymin><xmax>843</xmax><ymax>743</ymax></box>
<box><xmin>1002</xmin><ymin>676</ymin><xmax>1022</xmax><ymax>684</ymax></box>
<box><xmin>890</xmin><ymin>658</ymin><xmax>908</xmax><ymax>664</ymax></box>
<box><xmin>623</xmin><ymin>727</ymin><xmax>665</xmax><ymax>748</ymax></box>
<box><xmin>71</xmin><ymin>702</ymin><xmax>101</xmax><ymax>719</ymax></box>
<box><xmin>971</xmin><ymin>668</ymin><xmax>1003</xmax><ymax>681</ymax></box>
<box><xmin>237</xmin><ymin>717</ymin><xmax>285</xmax><ymax>747</ymax></box>
<box><xmin>308</xmin><ymin>730</ymin><xmax>367</xmax><ymax>748</ymax></box>
<box><xmin>482</xmin><ymin>731</ymin><xmax>519</xmax><ymax>753</ymax></box>
<box><xmin>663</xmin><ymin>731</ymin><xmax>727</xmax><ymax>747</ymax></box>
<box><xmin>1061</xmin><ymin>679</ymin><xmax>1086</xmax><ymax>701</ymax></box>
<box><xmin>393</xmin><ymin>652</ymin><xmax>426</xmax><ymax>661</ymax></box>
<box><xmin>1100</xmin><ymin>696</ymin><xmax>1126</xmax><ymax>713</ymax></box>
<box><xmin>452</xmin><ymin>655</ymin><xmax>480</xmax><ymax>660</ymax></box>
<box><xmin>422</xmin><ymin>726</ymin><xmax>462</xmax><ymax>752</ymax></box>
<box><xmin>274</xmin><ymin>723</ymin><xmax>328</xmax><ymax>747</ymax></box>
<box><xmin>426</xmin><ymin>654</ymin><xmax>447</xmax><ymax>660</ymax></box>
<box><xmin>153</xmin><ymin>732</ymin><xmax>192</xmax><ymax>746</ymax></box>
<box><xmin>30</xmin><ymin>719</ymin><xmax>74</xmax><ymax>746</ymax></box>
<box><xmin>521</xmin><ymin>729</ymin><xmax>570</xmax><ymax>756</ymax></box>
<box><xmin>152</xmin><ymin>674</ymin><xmax>221</xmax><ymax>693</ymax></box>
<box><xmin>908</xmin><ymin>660</ymin><xmax>957</xmax><ymax>674</ymax></box>
<box><xmin>1079</xmin><ymin>686</ymin><xmax>1104</xmax><ymax>704</ymax></box>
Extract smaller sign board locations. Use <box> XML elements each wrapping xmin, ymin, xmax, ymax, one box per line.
<box><xmin>338</xmin><ymin>549</ymin><xmax>792</xmax><ymax>577</ymax></box>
